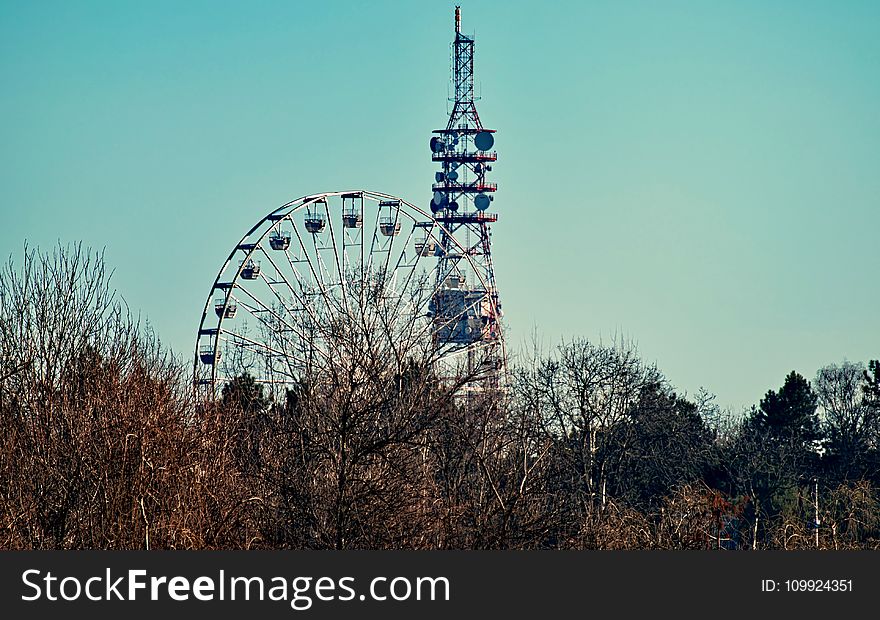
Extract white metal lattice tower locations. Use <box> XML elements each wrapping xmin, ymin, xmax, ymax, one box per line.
<box><xmin>427</xmin><ymin>6</ymin><xmax>505</xmax><ymax>387</ymax></box>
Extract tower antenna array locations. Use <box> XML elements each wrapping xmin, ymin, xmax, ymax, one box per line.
<box><xmin>426</xmin><ymin>6</ymin><xmax>504</xmax><ymax>385</ymax></box>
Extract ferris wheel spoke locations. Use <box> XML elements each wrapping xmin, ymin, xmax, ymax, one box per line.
<box><xmin>237</xmin><ymin>310</ymin><xmax>316</xmax><ymax>377</ymax></box>
<box><xmin>365</xmin><ymin>199</ymin><xmax>383</xmax><ymax>277</ymax></box>
<box><xmin>233</xmin><ymin>281</ymin><xmax>332</xmax><ymax>366</ymax></box>
<box><xmin>387</xmin><ymin>220</ymin><xmax>439</xmax><ymax>320</ymax></box>
<box><xmin>276</xmin><ymin>212</ymin><xmax>341</xmax><ymax>329</ymax></box>
<box><xmin>231</xmin><ymin>302</ymin><xmax>313</xmax><ymax>372</ymax></box>
<box><xmin>220</xmin><ymin>337</ymin><xmax>300</xmax><ymax>386</ymax></box>
<box><xmin>359</xmin><ymin>196</ymin><xmax>365</xmax><ymax>290</ymax></box>
<box><xmin>288</xmin><ymin>214</ymin><xmax>345</xmax><ymax>325</ymax></box>
<box><xmin>257</xmin><ymin>243</ymin><xmax>329</xmax><ymax>338</ymax></box>
<box><xmin>312</xmin><ymin>244</ymin><xmax>346</xmax><ymax>317</ymax></box>
<box><xmin>232</xmin><ymin>295</ymin><xmax>303</xmax><ymax>348</ymax></box>
<box><xmin>248</xmin><ymin>248</ymin><xmax>355</xmax><ymax>367</ymax></box>
<box><xmin>387</xmin><ymin>217</ymin><xmax>418</xmax><ymax>289</ymax></box>
<box><xmin>376</xmin><ymin>297</ymin><xmax>428</xmax><ymax>367</ymax></box>
<box><xmin>220</xmin><ymin>328</ymin><xmax>293</xmax><ymax>364</ymax></box>
<box><xmin>307</xmin><ymin>206</ymin><xmax>338</xmax><ymax>309</ymax></box>
<box><xmin>214</xmin><ymin>373</ymin><xmax>302</xmax><ymax>386</ymax></box>
<box><xmin>337</xmin><ymin>194</ymin><xmax>365</xmax><ymax>316</ymax></box>
<box><xmin>323</xmin><ymin>196</ymin><xmax>348</xmax><ymax>310</ymax></box>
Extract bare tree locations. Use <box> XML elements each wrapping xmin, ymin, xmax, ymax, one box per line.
<box><xmin>508</xmin><ymin>337</ymin><xmax>663</xmax><ymax>546</ymax></box>
<box><xmin>815</xmin><ymin>361</ymin><xmax>880</xmax><ymax>481</ymax></box>
<box><xmin>0</xmin><ymin>244</ymin><xmax>253</xmax><ymax>549</ymax></box>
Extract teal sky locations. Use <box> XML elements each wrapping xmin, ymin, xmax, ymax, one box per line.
<box><xmin>2</xmin><ymin>0</ymin><xmax>878</xmax><ymax>412</ymax></box>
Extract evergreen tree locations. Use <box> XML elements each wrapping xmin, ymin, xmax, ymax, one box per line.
<box><xmin>605</xmin><ymin>384</ymin><xmax>717</xmax><ymax>511</ymax></box>
<box><xmin>221</xmin><ymin>372</ymin><xmax>269</xmax><ymax>415</ymax></box>
<box><xmin>751</xmin><ymin>371</ymin><xmax>820</xmax><ymax>447</ymax></box>
<box><xmin>221</xmin><ymin>373</ymin><xmax>271</xmax><ymax>472</ymax></box>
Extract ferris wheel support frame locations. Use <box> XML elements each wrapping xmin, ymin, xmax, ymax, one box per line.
<box><xmin>193</xmin><ymin>189</ymin><xmax>504</xmax><ymax>398</ymax></box>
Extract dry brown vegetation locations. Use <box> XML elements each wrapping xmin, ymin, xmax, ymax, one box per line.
<box><xmin>1</xmin><ymin>244</ymin><xmax>879</xmax><ymax>549</ymax></box>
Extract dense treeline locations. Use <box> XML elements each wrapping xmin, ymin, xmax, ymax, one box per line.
<box><xmin>1</xmin><ymin>245</ymin><xmax>878</xmax><ymax>549</ymax></box>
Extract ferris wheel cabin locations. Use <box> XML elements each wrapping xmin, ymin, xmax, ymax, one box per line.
<box><xmin>269</xmin><ymin>230</ymin><xmax>291</xmax><ymax>250</ymax></box>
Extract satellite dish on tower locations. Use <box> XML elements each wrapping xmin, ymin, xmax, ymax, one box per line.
<box><xmin>474</xmin><ymin>131</ymin><xmax>494</xmax><ymax>151</ymax></box>
<box><xmin>430</xmin><ymin>137</ymin><xmax>446</xmax><ymax>153</ymax></box>
<box><xmin>474</xmin><ymin>193</ymin><xmax>490</xmax><ymax>211</ymax></box>
<box><xmin>433</xmin><ymin>191</ymin><xmax>445</xmax><ymax>205</ymax></box>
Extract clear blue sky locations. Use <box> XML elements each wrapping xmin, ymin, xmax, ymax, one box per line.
<box><xmin>2</xmin><ymin>0</ymin><xmax>878</xmax><ymax>412</ymax></box>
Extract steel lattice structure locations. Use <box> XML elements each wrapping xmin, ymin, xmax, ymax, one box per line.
<box><xmin>428</xmin><ymin>6</ymin><xmax>504</xmax><ymax>385</ymax></box>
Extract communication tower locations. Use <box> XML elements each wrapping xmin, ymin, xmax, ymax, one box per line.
<box><xmin>425</xmin><ymin>6</ymin><xmax>504</xmax><ymax>385</ymax></box>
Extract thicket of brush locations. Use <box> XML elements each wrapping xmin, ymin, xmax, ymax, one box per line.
<box><xmin>2</xmin><ymin>244</ymin><xmax>879</xmax><ymax>549</ymax></box>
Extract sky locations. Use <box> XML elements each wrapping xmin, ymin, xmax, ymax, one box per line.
<box><xmin>1</xmin><ymin>0</ymin><xmax>878</xmax><ymax>413</ymax></box>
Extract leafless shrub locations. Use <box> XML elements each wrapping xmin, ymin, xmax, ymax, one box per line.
<box><xmin>0</xmin><ymin>244</ymin><xmax>248</xmax><ymax>548</ymax></box>
<box><xmin>2</xmin><ymin>243</ymin><xmax>879</xmax><ymax>550</ymax></box>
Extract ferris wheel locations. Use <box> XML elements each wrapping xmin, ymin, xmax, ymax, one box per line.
<box><xmin>193</xmin><ymin>190</ymin><xmax>501</xmax><ymax>397</ymax></box>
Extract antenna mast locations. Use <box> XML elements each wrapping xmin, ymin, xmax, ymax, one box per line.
<box><xmin>426</xmin><ymin>6</ymin><xmax>504</xmax><ymax>388</ymax></box>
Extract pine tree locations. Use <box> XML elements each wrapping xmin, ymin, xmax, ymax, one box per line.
<box><xmin>752</xmin><ymin>371</ymin><xmax>820</xmax><ymax>446</ymax></box>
